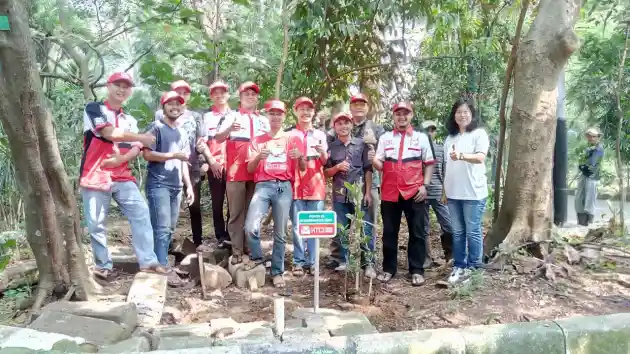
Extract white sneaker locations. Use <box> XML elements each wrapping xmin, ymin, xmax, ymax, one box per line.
<box><xmin>448</xmin><ymin>267</ymin><xmax>471</xmax><ymax>284</ymax></box>
<box><xmin>335</xmin><ymin>263</ymin><xmax>347</xmax><ymax>271</ymax></box>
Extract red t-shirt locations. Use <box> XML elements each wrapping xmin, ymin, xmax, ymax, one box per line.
<box><xmin>247</xmin><ymin>132</ymin><xmax>298</xmax><ymax>182</ymax></box>
<box><xmin>290</xmin><ymin>126</ymin><xmax>328</xmax><ymax>200</ymax></box>
<box><xmin>218</xmin><ymin>108</ymin><xmax>270</xmax><ymax>182</ymax></box>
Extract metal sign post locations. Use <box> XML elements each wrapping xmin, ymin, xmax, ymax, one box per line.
<box><xmin>296</xmin><ymin>210</ymin><xmax>337</xmax><ymax>314</ymax></box>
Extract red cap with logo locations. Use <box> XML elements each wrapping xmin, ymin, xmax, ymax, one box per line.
<box><xmin>170</xmin><ymin>80</ymin><xmax>191</xmax><ymax>93</ymax></box>
<box><xmin>392</xmin><ymin>101</ymin><xmax>413</xmax><ymax>113</ymax></box>
<box><xmin>107</xmin><ymin>72</ymin><xmax>134</xmax><ymax>86</ymax></box>
<box><xmin>265</xmin><ymin>99</ymin><xmax>286</xmax><ymax>113</ymax></box>
<box><xmin>160</xmin><ymin>91</ymin><xmax>185</xmax><ymax>106</ymax></box>
<box><xmin>350</xmin><ymin>93</ymin><xmax>368</xmax><ymax>104</ymax></box>
<box><xmin>332</xmin><ymin>112</ymin><xmax>352</xmax><ymax>124</ymax></box>
<box><xmin>293</xmin><ymin>97</ymin><xmax>314</xmax><ymax>109</ymax></box>
<box><xmin>239</xmin><ymin>81</ymin><xmax>260</xmax><ymax>94</ymax></box>
<box><xmin>209</xmin><ymin>80</ymin><xmax>229</xmax><ymax>93</ymax></box>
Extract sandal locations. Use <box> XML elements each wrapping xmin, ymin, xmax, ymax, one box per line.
<box><xmin>93</xmin><ymin>268</ymin><xmax>120</xmax><ymax>281</ymax></box>
<box><xmin>411</xmin><ymin>274</ymin><xmax>425</xmax><ymax>287</ymax></box>
<box><xmin>377</xmin><ymin>272</ymin><xmax>393</xmax><ymax>283</ymax></box>
<box><xmin>140</xmin><ymin>264</ymin><xmax>168</xmax><ymax>275</ymax></box>
<box><xmin>292</xmin><ymin>265</ymin><xmax>305</xmax><ymax>277</ymax></box>
<box><xmin>166</xmin><ymin>269</ymin><xmax>186</xmax><ymax>288</ymax></box>
<box><xmin>273</xmin><ymin>275</ymin><xmax>286</xmax><ymax>288</ymax></box>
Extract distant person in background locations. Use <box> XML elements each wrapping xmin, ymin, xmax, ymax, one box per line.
<box><xmin>575</xmin><ymin>127</ymin><xmax>604</xmax><ymax>226</ymax></box>
<box><xmin>443</xmin><ymin>99</ymin><xmax>489</xmax><ymax>284</ymax></box>
<box><xmin>421</xmin><ymin>120</ymin><xmax>453</xmax><ymax>266</ymax></box>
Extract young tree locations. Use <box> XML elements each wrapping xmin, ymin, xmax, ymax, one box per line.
<box><xmin>485</xmin><ymin>0</ymin><xmax>581</xmax><ymax>255</ymax></box>
<box><xmin>0</xmin><ymin>0</ymin><xmax>93</xmax><ymax>309</ymax></box>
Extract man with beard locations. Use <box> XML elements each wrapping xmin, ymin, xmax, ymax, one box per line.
<box><xmin>245</xmin><ymin>100</ymin><xmax>304</xmax><ymax>288</ymax></box>
<box><xmin>81</xmin><ymin>72</ymin><xmax>165</xmax><ymax>281</ymax></box>
<box><xmin>326</xmin><ymin>94</ymin><xmax>384</xmax><ymax>275</ymax></box>
<box><xmin>143</xmin><ymin>91</ymin><xmax>195</xmax><ymax>287</ymax></box>
<box><xmin>290</xmin><ymin>97</ymin><xmax>328</xmax><ymax>276</ymax></box>
<box><xmin>155</xmin><ymin>80</ymin><xmax>206</xmax><ymax>251</ymax></box>
<box><xmin>325</xmin><ymin>112</ymin><xmax>375</xmax><ymax>276</ymax></box>
<box><xmin>372</xmin><ymin>102</ymin><xmax>434</xmax><ymax>286</ymax></box>
<box><xmin>215</xmin><ymin>82</ymin><xmax>269</xmax><ymax>264</ymax></box>
<box><xmin>197</xmin><ymin>80</ymin><xmax>233</xmax><ymax>248</ymax></box>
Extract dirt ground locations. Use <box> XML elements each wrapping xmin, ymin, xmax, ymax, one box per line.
<box><xmin>98</xmin><ymin>202</ymin><xmax>630</xmax><ymax>333</ymax></box>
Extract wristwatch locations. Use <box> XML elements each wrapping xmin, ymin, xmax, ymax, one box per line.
<box><xmin>459</xmin><ymin>152</ymin><xmax>464</xmax><ymax>160</ymax></box>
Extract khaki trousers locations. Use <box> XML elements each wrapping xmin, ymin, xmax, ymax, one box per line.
<box><xmin>226</xmin><ymin>180</ymin><xmax>255</xmax><ymax>255</ymax></box>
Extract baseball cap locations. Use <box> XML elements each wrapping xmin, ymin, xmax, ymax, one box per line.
<box><xmin>392</xmin><ymin>102</ymin><xmax>413</xmax><ymax>113</ymax></box>
<box><xmin>209</xmin><ymin>80</ymin><xmax>229</xmax><ymax>93</ymax></box>
<box><xmin>293</xmin><ymin>97</ymin><xmax>314</xmax><ymax>109</ymax></box>
<box><xmin>170</xmin><ymin>80</ymin><xmax>191</xmax><ymax>93</ymax></box>
<box><xmin>350</xmin><ymin>93</ymin><xmax>368</xmax><ymax>104</ymax></box>
<box><xmin>332</xmin><ymin>112</ymin><xmax>352</xmax><ymax>124</ymax></box>
<box><xmin>585</xmin><ymin>127</ymin><xmax>601</xmax><ymax>137</ymax></box>
<box><xmin>239</xmin><ymin>81</ymin><xmax>260</xmax><ymax>94</ymax></box>
<box><xmin>107</xmin><ymin>72</ymin><xmax>134</xmax><ymax>86</ymax></box>
<box><xmin>422</xmin><ymin>120</ymin><xmax>437</xmax><ymax>130</ymax></box>
<box><xmin>160</xmin><ymin>91</ymin><xmax>185</xmax><ymax>106</ymax></box>
<box><xmin>265</xmin><ymin>99</ymin><xmax>286</xmax><ymax>113</ymax></box>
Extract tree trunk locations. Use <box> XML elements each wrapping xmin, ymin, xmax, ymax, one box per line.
<box><xmin>485</xmin><ymin>0</ymin><xmax>581</xmax><ymax>255</ymax></box>
<box><xmin>614</xmin><ymin>24</ymin><xmax>629</xmax><ymax>233</ymax></box>
<box><xmin>0</xmin><ymin>0</ymin><xmax>94</xmax><ymax>309</ymax></box>
<box><xmin>274</xmin><ymin>0</ymin><xmax>289</xmax><ymax>99</ymax></box>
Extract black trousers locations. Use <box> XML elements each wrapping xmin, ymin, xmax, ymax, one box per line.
<box><xmin>381</xmin><ymin>195</ymin><xmax>428</xmax><ymax>276</ymax></box>
<box><xmin>188</xmin><ymin>172</ymin><xmax>230</xmax><ymax>246</ymax></box>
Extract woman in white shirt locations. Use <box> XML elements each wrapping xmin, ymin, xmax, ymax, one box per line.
<box><xmin>443</xmin><ymin>99</ymin><xmax>489</xmax><ymax>284</ymax></box>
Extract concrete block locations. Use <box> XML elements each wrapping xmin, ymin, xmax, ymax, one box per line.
<box><xmin>126</xmin><ymin>272</ymin><xmax>167</xmax><ymax>327</ymax></box>
<box><xmin>51</xmin><ymin>339</ymin><xmax>98</xmax><ymax>352</ymax></box>
<box><xmin>40</xmin><ymin>301</ymin><xmax>137</xmax><ymax>336</ymax></box>
<box><xmin>0</xmin><ymin>325</ymin><xmax>19</xmax><ymax>343</ymax></box>
<box><xmin>325</xmin><ymin>312</ymin><xmax>378</xmax><ymax>337</ymax></box>
<box><xmin>228</xmin><ymin>259</ymin><xmax>266</xmax><ymax>290</ymax></box>
<box><xmin>100</xmin><ymin>336</ymin><xmax>150</xmax><ymax>353</ymax></box>
<box><xmin>157</xmin><ymin>335</ymin><xmax>215</xmax><ymax>350</ymax></box>
<box><xmin>243</xmin><ymin>342</ymin><xmax>346</xmax><ymax>353</ymax></box>
<box><xmin>352</xmin><ymin>328</ymin><xmax>465</xmax><ymax>354</ymax></box>
<box><xmin>143</xmin><ymin>347</ymin><xmax>241</xmax><ymax>354</ymax></box>
<box><xmin>203</xmin><ymin>263</ymin><xmax>232</xmax><ymax>289</ymax></box>
<box><xmin>214</xmin><ymin>321</ymin><xmax>277</xmax><ymax>347</ymax></box>
<box><xmin>282</xmin><ymin>327</ymin><xmax>331</xmax><ymax>343</ymax></box>
<box><xmin>28</xmin><ymin>311</ymin><xmax>125</xmax><ymax>345</ymax></box>
<box><xmin>460</xmin><ymin>321</ymin><xmax>564</xmax><ymax>354</ymax></box>
<box><xmin>153</xmin><ymin>323</ymin><xmax>212</xmax><ymax>338</ymax></box>
<box><xmin>555</xmin><ymin>313</ymin><xmax>630</xmax><ymax>354</ymax></box>
<box><xmin>0</xmin><ymin>327</ymin><xmax>87</xmax><ymax>351</ymax></box>
<box><xmin>111</xmin><ymin>246</ymin><xmax>139</xmax><ymax>273</ymax></box>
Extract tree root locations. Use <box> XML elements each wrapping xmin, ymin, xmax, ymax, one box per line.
<box><xmin>31</xmin><ymin>279</ymin><xmax>53</xmax><ymax>312</ymax></box>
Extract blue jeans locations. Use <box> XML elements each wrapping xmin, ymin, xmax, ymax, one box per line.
<box><xmin>81</xmin><ymin>181</ymin><xmax>159</xmax><ymax>270</ymax></box>
<box><xmin>447</xmin><ymin>198</ymin><xmax>486</xmax><ymax>269</ymax></box>
<box><xmin>147</xmin><ymin>185</ymin><xmax>182</xmax><ymax>266</ymax></box>
<box><xmin>245</xmin><ymin>181</ymin><xmax>292</xmax><ymax>276</ymax></box>
<box><xmin>292</xmin><ymin>200</ymin><xmax>324</xmax><ymax>267</ymax></box>
<box><xmin>332</xmin><ymin>201</ymin><xmax>375</xmax><ymax>266</ymax></box>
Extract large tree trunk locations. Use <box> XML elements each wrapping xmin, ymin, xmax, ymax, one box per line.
<box><xmin>0</xmin><ymin>0</ymin><xmax>94</xmax><ymax>309</ymax></box>
<box><xmin>485</xmin><ymin>0</ymin><xmax>581</xmax><ymax>255</ymax></box>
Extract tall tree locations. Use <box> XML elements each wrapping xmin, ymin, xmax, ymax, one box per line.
<box><xmin>485</xmin><ymin>0</ymin><xmax>581</xmax><ymax>255</ymax></box>
<box><xmin>0</xmin><ymin>0</ymin><xmax>93</xmax><ymax>308</ymax></box>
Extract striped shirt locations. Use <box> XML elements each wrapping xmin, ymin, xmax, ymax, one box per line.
<box><xmin>426</xmin><ymin>142</ymin><xmax>445</xmax><ymax>200</ymax></box>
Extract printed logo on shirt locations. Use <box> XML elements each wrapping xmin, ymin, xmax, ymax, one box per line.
<box><xmin>264</xmin><ymin>141</ymin><xmax>287</xmax><ymax>172</ymax></box>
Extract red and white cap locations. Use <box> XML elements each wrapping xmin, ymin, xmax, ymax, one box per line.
<box><xmin>239</xmin><ymin>81</ymin><xmax>260</xmax><ymax>94</ymax></box>
<box><xmin>170</xmin><ymin>80</ymin><xmax>191</xmax><ymax>93</ymax></box>
<box><xmin>350</xmin><ymin>93</ymin><xmax>368</xmax><ymax>104</ymax></box>
<box><xmin>209</xmin><ymin>80</ymin><xmax>229</xmax><ymax>93</ymax></box>
<box><xmin>293</xmin><ymin>96</ymin><xmax>314</xmax><ymax>109</ymax></box>
<box><xmin>392</xmin><ymin>101</ymin><xmax>413</xmax><ymax>113</ymax></box>
<box><xmin>265</xmin><ymin>99</ymin><xmax>286</xmax><ymax>113</ymax></box>
<box><xmin>160</xmin><ymin>91</ymin><xmax>185</xmax><ymax>106</ymax></box>
<box><xmin>332</xmin><ymin>112</ymin><xmax>352</xmax><ymax>123</ymax></box>
<box><xmin>107</xmin><ymin>72</ymin><xmax>134</xmax><ymax>86</ymax></box>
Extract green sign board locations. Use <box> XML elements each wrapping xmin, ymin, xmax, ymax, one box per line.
<box><xmin>0</xmin><ymin>16</ymin><xmax>9</xmax><ymax>31</ymax></box>
<box><xmin>296</xmin><ymin>211</ymin><xmax>337</xmax><ymax>238</ymax></box>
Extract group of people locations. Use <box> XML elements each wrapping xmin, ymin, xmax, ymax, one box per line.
<box><xmin>80</xmin><ymin>71</ymin><xmax>490</xmax><ymax>288</ymax></box>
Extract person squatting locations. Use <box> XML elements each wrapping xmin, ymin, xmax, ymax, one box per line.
<box><xmin>80</xmin><ymin>72</ymin><xmax>490</xmax><ymax>288</ymax></box>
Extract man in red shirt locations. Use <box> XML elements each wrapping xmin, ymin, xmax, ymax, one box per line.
<box><xmin>81</xmin><ymin>72</ymin><xmax>166</xmax><ymax>281</ymax></box>
<box><xmin>215</xmin><ymin>82</ymin><xmax>269</xmax><ymax>264</ymax></box>
<box><xmin>198</xmin><ymin>80</ymin><xmax>233</xmax><ymax>248</ymax></box>
<box><xmin>372</xmin><ymin>102</ymin><xmax>435</xmax><ymax>286</ymax></box>
<box><xmin>244</xmin><ymin>100</ymin><xmax>304</xmax><ymax>288</ymax></box>
<box><xmin>289</xmin><ymin>97</ymin><xmax>328</xmax><ymax>275</ymax></box>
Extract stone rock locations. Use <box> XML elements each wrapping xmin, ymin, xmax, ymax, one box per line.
<box><xmin>214</xmin><ymin>321</ymin><xmax>277</xmax><ymax>347</ymax></box>
<box><xmin>99</xmin><ymin>336</ymin><xmax>150</xmax><ymax>353</ymax></box>
<box><xmin>153</xmin><ymin>323</ymin><xmax>212</xmax><ymax>338</ymax></box>
<box><xmin>282</xmin><ymin>327</ymin><xmax>330</xmax><ymax>343</ymax></box>
<box><xmin>353</xmin><ymin>328</ymin><xmax>465</xmax><ymax>354</ymax></box>
<box><xmin>214</xmin><ymin>248</ymin><xmax>231</xmax><ymax>268</ymax></box>
<box><xmin>40</xmin><ymin>301</ymin><xmax>137</xmax><ymax>337</ymax></box>
<box><xmin>228</xmin><ymin>258</ymin><xmax>266</xmax><ymax>290</ymax></box>
<box><xmin>181</xmin><ymin>254</ymin><xmax>217</xmax><ymax>277</ymax></box>
<box><xmin>563</xmin><ymin>245</ymin><xmax>581</xmax><ymax>265</ymax></box>
<box><xmin>126</xmin><ymin>272</ymin><xmax>167</xmax><ymax>327</ymax></box>
<box><xmin>555</xmin><ymin>313</ymin><xmax>630</xmax><ymax>354</ymax></box>
<box><xmin>0</xmin><ymin>327</ymin><xmax>87</xmax><ymax>351</ymax></box>
<box><xmin>325</xmin><ymin>312</ymin><xmax>378</xmax><ymax>337</ymax></box>
<box><xmin>28</xmin><ymin>311</ymin><xmax>126</xmax><ymax>345</ymax></box>
<box><xmin>51</xmin><ymin>339</ymin><xmax>98</xmax><ymax>353</ymax></box>
<box><xmin>157</xmin><ymin>335</ymin><xmax>214</xmax><ymax>350</ymax></box>
<box><xmin>203</xmin><ymin>264</ymin><xmax>232</xmax><ymax>289</ymax></box>
<box><xmin>460</xmin><ymin>321</ymin><xmax>564</xmax><ymax>354</ymax></box>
